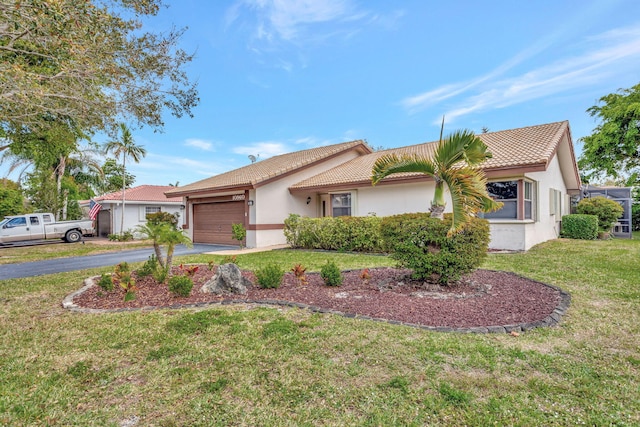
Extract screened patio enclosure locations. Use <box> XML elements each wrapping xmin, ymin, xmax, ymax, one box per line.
<box><xmin>581</xmin><ymin>185</ymin><xmax>632</xmax><ymax>238</ymax></box>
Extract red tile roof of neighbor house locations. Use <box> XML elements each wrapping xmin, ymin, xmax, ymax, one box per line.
<box><xmin>290</xmin><ymin>121</ymin><xmax>577</xmax><ymax>190</ymax></box>
<box><xmin>165</xmin><ymin>140</ymin><xmax>371</xmax><ymax>196</ymax></box>
<box><xmin>96</xmin><ymin>185</ymin><xmax>182</xmax><ymax>203</ymax></box>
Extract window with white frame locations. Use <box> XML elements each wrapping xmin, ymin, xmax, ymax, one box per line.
<box><xmin>549</xmin><ymin>189</ymin><xmax>562</xmax><ymax>217</ymax></box>
<box><xmin>484</xmin><ymin>180</ymin><xmax>536</xmax><ymax>220</ymax></box>
<box><xmin>331</xmin><ymin>193</ymin><xmax>351</xmax><ymax>217</ymax></box>
<box><xmin>141</xmin><ymin>206</ymin><xmax>162</xmax><ymax>221</ymax></box>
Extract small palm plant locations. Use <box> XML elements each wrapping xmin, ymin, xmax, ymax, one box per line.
<box><xmin>135</xmin><ymin>222</ymin><xmax>192</xmax><ymax>282</ymax></box>
<box><xmin>371</xmin><ymin>126</ymin><xmax>502</xmax><ymax>235</ymax></box>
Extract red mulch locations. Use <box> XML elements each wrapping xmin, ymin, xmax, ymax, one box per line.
<box><xmin>72</xmin><ymin>265</ymin><xmax>563</xmax><ymax>329</ymax></box>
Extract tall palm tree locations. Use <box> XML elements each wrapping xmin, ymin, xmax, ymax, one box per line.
<box><xmin>371</xmin><ymin>128</ymin><xmax>502</xmax><ymax>235</ymax></box>
<box><xmin>103</xmin><ymin>124</ymin><xmax>147</xmax><ymax>235</ymax></box>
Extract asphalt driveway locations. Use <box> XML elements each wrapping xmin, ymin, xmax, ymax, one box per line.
<box><xmin>0</xmin><ymin>243</ymin><xmax>236</xmax><ymax>280</ymax></box>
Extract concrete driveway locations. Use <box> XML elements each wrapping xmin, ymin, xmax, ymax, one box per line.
<box><xmin>0</xmin><ymin>243</ymin><xmax>237</xmax><ymax>280</ymax></box>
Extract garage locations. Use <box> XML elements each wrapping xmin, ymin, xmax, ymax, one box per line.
<box><xmin>192</xmin><ymin>200</ymin><xmax>245</xmax><ymax>245</ymax></box>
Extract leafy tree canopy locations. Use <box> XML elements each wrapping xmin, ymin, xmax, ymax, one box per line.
<box><xmin>0</xmin><ymin>178</ymin><xmax>26</xmax><ymax>216</ymax></box>
<box><xmin>579</xmin><ymin>83</ymin><xmax>640</xmax><ymax>185</ymax></box>
<box><xmin>0</xmin><ymin>0</ymin><xmax>199</xmax><ymax>144</ymax></box>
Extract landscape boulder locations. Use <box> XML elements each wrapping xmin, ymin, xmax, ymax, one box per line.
<box><xmin>201</xmin><ymin>263</ymin><xmax>251</xmax><ymax>295</ymax></box>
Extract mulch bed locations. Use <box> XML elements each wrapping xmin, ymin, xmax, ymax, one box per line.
<box><xmin>69</xmin><ymin>265</ymin><xmax>569</xmax><ymax>331</ymax></box>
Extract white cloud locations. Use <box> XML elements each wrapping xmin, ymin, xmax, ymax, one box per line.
<box><xmin>184</xmin><ymin>138</ymin><xmax>215</xmax><ymax>151</ymax></box>
<box><xmin>233</xmin><ymin>141</ymin><xmax>289</xmax><ymax>157</ymax></box>
<box><xmin>402</xmin><ymin>23</ymin><xmax>640</xmax><ymax>124</ymax></box>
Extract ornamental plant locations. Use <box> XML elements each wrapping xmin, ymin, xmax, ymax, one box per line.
<box><xmin>231</xmin><ymin>223</ymin><xmax>246</xmax><ymax>248</ymax></box>
<box><xmin>291</xmin><ymin>264</ymin><xmax>308</xmax><ymax>286</ymax></box>
<box><xmin>168</xmin><ymin>275</ymin><xmax>194</xmax><ymax>297</ymax></box>
<box><xmin>380</xmin><ymin>213</ymin><xmax>490</xmax><ymax>285</ymax></box>
<box><xmin>320</xmin><ymin>261</ymin><xmax>342</xmax><ymax>287</ymax></box>
<box><xmin>576</xmin><ymin>196</ymin><xmax>624</xmax><ymax>231</ymax></box>
<box><xmin>255</xmin><ymin>264</ymin><xmax>284</xmax><ymax>289</ymax></box>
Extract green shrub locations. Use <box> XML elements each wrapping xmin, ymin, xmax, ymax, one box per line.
<box><xmin>320</xmin><ymin>261</ymin><xmax>343</xmax><ymax>287</ymax></box>
<box><xmin>283</xmin><ymin>214</ymin><xmax>384</xmax><ymax>252</ymax></box>
<box><xmin>255</xmin><ymin>264</ymin><xmax>284</xmax><ymax>289</ymax></box>
<box><xmin>231</xmin><ymin>223</ymin><xmax>246</xmax><ymax>248</ymax></box>
<box><xmin>97</xmin><ymin>274</ymin><xmax>114</xmax><ymax>292</ymax></box>
<box><xmin>146</xmin><ymin>211</ymin><xmax>179</xmax><ymax>228</ymax></box>
<box><xmin>168</xmin><ymin>275</ymin><xmax>194</xmax><ymax>297</ymax></box>
<box><xmin>153</xmin><ymin>266</ymin><xmax>169</xmax><ymax>284</ymax></box>
<box><xmin>380</xmin><ymin>213</ymin><xmax>490</xmax><ymax>285</ymax></box>
<box><xmin>137</xmin><ymin>254</ymin><xmax>159</xmax><ymax>277</ymax></box>
<box><xmin>576</xmin><ymin>196</ymin><xmax>624</xmax><ymax>231</ymax></box>
<box><xmin>561</xmin><ymin>214</ymin><xmax>598</xmax><ymax>240</ymax></box>
<box><xmin>109</xmin><ymin>231</ymin><xmax>134</xmax><ymax>242</ymax></box>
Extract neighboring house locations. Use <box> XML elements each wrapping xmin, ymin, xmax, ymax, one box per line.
<box><xmin>92</xmin><ymin>185</ymin><xmax>184</xmax><ymax>237</ymax></box>
<box><xmin>166</xmin><ymin>121</ymin><xmax>581</xmax><ymax>251</ymax></box>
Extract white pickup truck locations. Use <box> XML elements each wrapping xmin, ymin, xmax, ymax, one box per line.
<box><xmin>0</xmin><ymin>213</ymin><xmax>95</xmax><ymax>245</ymax></box>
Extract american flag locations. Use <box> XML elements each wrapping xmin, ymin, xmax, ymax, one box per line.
<box><xmin>89</xmin><ymin>199</ymin><xmax>102</xmax><ymax>220</ymax></box>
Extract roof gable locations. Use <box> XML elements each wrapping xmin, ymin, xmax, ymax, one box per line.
<box><xmin>290</xmin><ymin>121</ymin><xmax>580</xmax><ymax>191</ymax></box>
<box><xmin>166</xmin><ymin>140</ymin><xmax>371</xmax><ymax>196</ymax></box>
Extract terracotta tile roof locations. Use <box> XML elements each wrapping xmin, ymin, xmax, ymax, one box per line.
<box><xmin>166</xmin><ymin>140</ymin><xmax>370</xmax><ymax>196</ymax></box>
<box><xmin>290</xmin><ymin>121</ymin><xmax>572</xmax><ymax>190</ymax></box>
<box><xmin>96</xmin><ymin>185</ymin><xmax>182</xmax><ymax>203</ymax></box>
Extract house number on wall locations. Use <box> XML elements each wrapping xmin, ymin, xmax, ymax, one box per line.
<box><xmin>232</xmin><ymin>194</ymin><xmax>245</xmax><ymax>201</ymax></box>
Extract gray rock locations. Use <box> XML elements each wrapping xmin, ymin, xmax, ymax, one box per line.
<box><xmin>201</xmin><ymin>263</ymin><xmax>251</xmax><ymax>295</ymax></box>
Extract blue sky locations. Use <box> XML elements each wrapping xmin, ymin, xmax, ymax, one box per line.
<box><xmin>14</xmin><ymin>1</ymin><xmax>640</xmax><ymax>187</ymax></box>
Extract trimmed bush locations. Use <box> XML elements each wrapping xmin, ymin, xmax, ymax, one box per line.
<box><xmin>97</xmin><ymin>274</ymin><xmax>114</xmax><ymax>292</ymax></box>
<box><xmin>380</xmin><ymin>213</ymin><xmax>490</xmax><ymax>285</ymax></box>
<box><xmin>576</xmin><ymin>196</ymin><xmax>624</xmax><ymax>231</ymax></box>
<box><xmin>283</xmin><ymin>214</ymin><xmax>384</xmax><ymax>252</ymax></box>
<box><xmin>320</xmin><ymin>261</ymin><xmax>343</xmax><ymax>287</ymax></box>
<box><xmin>168</xmin><ymin>275</ymin><xmax>194</xmax><ymax>297</ymax></box>
<box><xmin>146</xmin><ymin>211</ymin><xmax>179</xmax><ymax>228</ymax></box>
<box><xmin>231</xmin><ymin>223</ymin><xmax>246</xmax><ymax>247</ymax></box>
<box><xmin>255</xmin><ymin>264</ymin><xmax>284</xmax><ymax>289</ymax></box>
<box><xmin>561</xmin><ymin>214</ymin><xmax>598</xmax><ymax>240</ymax></box>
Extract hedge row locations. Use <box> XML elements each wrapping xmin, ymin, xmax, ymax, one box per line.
<box><xmin>561</xmin><ymin>214</ymin><xmax>598</xmax><ymax>240</ymax></box>
<box><xmin>284</xmin><ymin>213</ymin><xmax>490</xmax><ymax>284</ymax></box>
<box><xmin>283</xmin><ymin>214</ymin><xmax>384</xmax><ymax>252</ymax></box>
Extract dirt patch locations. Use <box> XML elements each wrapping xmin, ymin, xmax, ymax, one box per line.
<box><xmin>70</xmin><ymin>266</ymin><xmax>568</xmax><ymax>331</ymax></box>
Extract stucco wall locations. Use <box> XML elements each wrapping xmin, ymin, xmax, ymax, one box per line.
<box><xmin>106</xmin><ymin>202</ymin><xmax>183</xmax><ymax>236</ymax></box>
<box><xmin>251</xmin><ymin>149</ymin><xmax>574</xmax><ymax>251</ymax></box>
<box><xmin>248</xmin><ymin>150</ymin><xmax>362</xmax><ymax>247</ymax></box>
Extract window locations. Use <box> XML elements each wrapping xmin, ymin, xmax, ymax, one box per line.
<box><xmin>524</xmin><ymin>181</ymin><xmax>534</xmax><ymax>220</ymax></box>
<box><xmin>42</xmin><ymin>214</ymin><xmax>53</xmax><ymax>223</ymax></box>
<box><xmin>29</xmin><ymin>216</ymin><xmax>40</xmax><ymax>226</ymax></box>
<box><xmin>145</xmin><ymin>206</ymin><xmax>161</xmax><ymax>216</ymax></box>
<box><xmin>484</xmin><ymin>180</ymin><xmax>536</xmax><ymax>220</ymax></box>
<box><xmin>485</xmin><ymin>181</ymin><xmax>518</xmax><ymax>219</ymax></box>
<box><xmin>6</xmin><ymin>217</ymin><xmax>27</xmax><ymax>228</ymax></box>
<box><xmin>331</xmin><ymin>193</ymin><xmax>351</xmax><ymax>217</ymax></box>
<box><xmin>549</xmin><ymin>189</ymin><xmax>562</xmax><ymax>217</ymax></box>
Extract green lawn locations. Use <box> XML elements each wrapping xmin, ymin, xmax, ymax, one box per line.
<box><xmin>0</xmin><ymin>237</ymin><xmax>639</xmax><ymax>426</ymax></box>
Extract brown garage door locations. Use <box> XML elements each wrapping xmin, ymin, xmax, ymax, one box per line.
<box><xmin>193</xmin><ymin>201</ymin><xmax>245</xmax><ymax>245</ymax></box>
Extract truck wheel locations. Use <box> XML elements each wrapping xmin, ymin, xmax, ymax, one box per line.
<box><xmin>65</xmin><ymin>230</ymin><xmax>82</xmax><ymax>243</ymax></box>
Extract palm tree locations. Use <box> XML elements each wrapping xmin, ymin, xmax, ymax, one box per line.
<box><xmin>103</xmin><ymin>124</ymin><xmax>146</xmax><ymax>235</ymax></box>
<box><xmin>371</xmin><ymin>128</ymin><xmax>502</xmax><ymax>235</ymax></box>
<box><xmin>135</xmin><ymin>222</ymin><xmax>192</xmax><ymax>278</ymax></box>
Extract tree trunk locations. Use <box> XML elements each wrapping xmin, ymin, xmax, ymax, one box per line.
<box><xmin>430</xmin><ymin>180</ymin><xmax>446</xmax><ymax>220</ymax></box>
<box><xmin>429</xmin><ymin>204</ymin><xmax>446</xmax><ymax>220</ymax></box>
<box><xmin>120</xmin><ymin>155</ymin><xmax>126</xmax><ymax>235</ymax></box>
<box><xmin>153</xmin><ymin>242</ymin><xmax>165</xmax><ymax>268</ymax></box>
